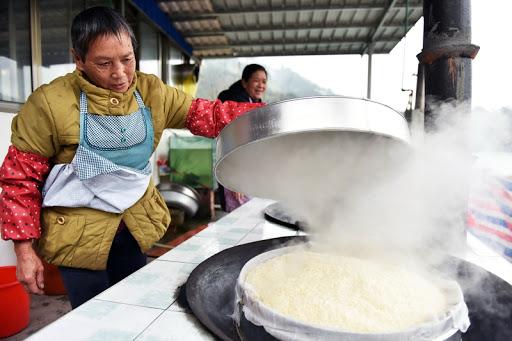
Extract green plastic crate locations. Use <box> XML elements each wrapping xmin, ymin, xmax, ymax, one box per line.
<box><xmin>169</xmin><ymin>129</ymin><xmax>215</xmax><ymax>189</ymax></box>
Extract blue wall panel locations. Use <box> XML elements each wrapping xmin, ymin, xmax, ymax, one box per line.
<box><xmin>131</xmin><ymin>0</ymin><xmax>193</xmax><ymax>56</ymax></box>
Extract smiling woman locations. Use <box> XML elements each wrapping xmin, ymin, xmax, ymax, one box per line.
<box><xmin>216</xmin><ymin>64</ymin><xmax>268</xmax><ymax>212</ymax></box>
<box><xmin>218</xmin><ymin>64</ymin><xmax>268</xmax><ymax>104</ymax></box>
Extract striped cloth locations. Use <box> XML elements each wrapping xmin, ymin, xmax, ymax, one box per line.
<box><xmin>467</xmin><ymin>174</ymin><xmax>512</xmax><ymax>262</ymax></box>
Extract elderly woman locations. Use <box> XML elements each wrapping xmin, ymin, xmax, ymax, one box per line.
<box><xmin>0</xmin><ymin>7</ymin><xmax>261</xmax><ymax>308</ymax></box>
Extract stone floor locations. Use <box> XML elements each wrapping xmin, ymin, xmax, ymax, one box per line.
<box><xmin>4</xmin><ymin>293</ymin><xmax>72</xmax><ymax>341</ymax></box>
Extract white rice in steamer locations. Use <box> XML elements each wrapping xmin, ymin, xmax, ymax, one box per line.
<box><xmin>243</xmin><ymin>251</ymin><xmax>448</xmax><ymax>333</ymax></box>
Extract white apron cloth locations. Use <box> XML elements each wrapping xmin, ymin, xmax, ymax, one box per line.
<box><xmin>42</xmin><ymin>90</ymin><xmax>154</xmax><ymax>213</ymax></box>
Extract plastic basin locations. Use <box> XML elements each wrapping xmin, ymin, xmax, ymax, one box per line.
<box><xmin>0</xmin><ymin>266</ymin><xmax>30</xmax><ymax>338</ymax></box>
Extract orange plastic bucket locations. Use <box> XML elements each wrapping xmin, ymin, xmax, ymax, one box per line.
<box><xmin>0</xmin><ymin>266</ymin><xmax>30</xmax><ymax>338</ymax></box>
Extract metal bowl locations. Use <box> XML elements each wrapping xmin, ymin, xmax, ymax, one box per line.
<box><xmin>263</xmin><ymin>201</ymin><xmax>306</xmax><ymax>230</ymax></box>
<box><xmin>215</xmin><ymin>96</ymin><xmax>411</xmax><ymax>199</ymax></box>
<box><xmin>157</xmin><ymin>182</ymin><xmax>200</xmax><ymax>217</ymax></box>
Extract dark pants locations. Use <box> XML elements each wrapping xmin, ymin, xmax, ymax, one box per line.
<box><xmin>58</xmin><ymin>227</ymin><xmax>147</xmax><ymax>309</ymax></box>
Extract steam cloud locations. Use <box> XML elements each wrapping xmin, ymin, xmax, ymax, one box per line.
<box><xmin>224</xmin><ymin>102</ymin><xmax>511</xmax><ymax>264</ymax></box>
<box><xmin>224</xmin><ymin>101</ymin><xmax>512</xmax><ymax>333</ymax></box>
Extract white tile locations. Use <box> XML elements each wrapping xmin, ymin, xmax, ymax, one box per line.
<box><xmin>136</xmin><ymin>311</ymin><xmax>215</xmax><ymax>341</ymax></box>
<box><xmin>27</xmin><ymin>300</ymin><xmax>162</xmax><ymax>341</ymax></box>
<box><xmin>250</xmin><ymin>221</ymin><xmax>303</xmax><ymax>238</ymax></box>
<box><xmin>237</xmin><ymin>222</ymin><xmax>305</xmax><ymax>244</ymax></box>
<box><xmin>213</xmin><ymin>215</ymin><xmax>241</xmax><ymax>226</ymax></box>
<box><xmin>237</xmin><ymin>231</ymin><xmax>295</xmax><ymax>246</ymax></box>
<box><xmin>196</xmin><ymin>223</ymin><xmax>249</xmax><ymax>241</ymax></box>
<box><xmin>158</xmin><ymin>236</ymin><xmax>236</xmax><ymax>264</ymax></box>
<box><xmin>236</xmin><ymin>220</ymin><xmax>306</xmax><ymax>245</ymax></box>
<box><xmin>464</xmin><ymin>233</ymin><xmax>512</xmax><ymax>284</ymax></box>
<box><xmin>240</xmin><ymin>197</ymin><xmax>274</xmax><ymax>212</ymax></box>
<box><xmin>95</xmin><ymin>260</ymin><xmax>195</xmax><ymax>309</ymax></box>
<box><xmin>239</xmin><ymin>217</ymin><xmax>266</xmax><ymax>229</ymax></box>
<box><xmin>214</xmin><ymin>215</ymin><xmax>263</xmax><ymax>231</ymax></box>
<box><xmin>237</xmin><ymin>232</ymin><xmax>264</xmax><ymax>245</ymax></box>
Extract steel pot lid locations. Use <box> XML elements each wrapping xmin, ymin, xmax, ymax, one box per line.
<box><xmin>215</xmin><ymin>96</ymin><xmax>411</xmax><ymax>199</ymax></box>
<box><xmin>158</xmin><ymin>182</ymin><xmax>200</xmax><ymax>200</ymax></box>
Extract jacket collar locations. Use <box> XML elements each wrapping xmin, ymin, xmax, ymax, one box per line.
<box><xmin>73</xmin><ymin>69</ymin><xmax>138</xmax><ymax>107</ymax></box>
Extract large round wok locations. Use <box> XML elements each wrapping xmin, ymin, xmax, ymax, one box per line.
<box><xmin>184</xmin><ymin>237</ymin><xmax>512</xmax><ymax>341</ymax></box>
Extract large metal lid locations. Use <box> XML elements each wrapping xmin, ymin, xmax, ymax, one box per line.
<box><xmin>215</xmin><ymin>96</ymin><xmax>411</xmax><ymax>200</ymax></box>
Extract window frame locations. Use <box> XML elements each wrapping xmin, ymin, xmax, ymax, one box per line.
<box><xmin>0</xmin><ymin>0</ymin><xmax>191</xmax><ymax>109</ymax></box>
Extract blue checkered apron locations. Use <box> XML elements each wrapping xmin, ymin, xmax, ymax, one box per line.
<box><xmin>42</xmin><ymin>90</ymin><xmax>154</xmax><ymax>213</ymax></box>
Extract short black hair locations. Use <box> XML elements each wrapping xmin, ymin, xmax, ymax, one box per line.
<box><xmin>71</xmin><ymin>6</ymin><xmax>137</xmax><ymax>61</ymax></box>
<box><xmin>242</xmin><ymin>64</ymin><xmax>267</xmax><ymax>82</ymax></box>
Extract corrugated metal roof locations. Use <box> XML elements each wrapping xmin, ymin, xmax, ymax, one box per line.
<box><xmin>157</xmin><ymin>0</ymin><xmax>423</xmax><ymax>59</ymax></box>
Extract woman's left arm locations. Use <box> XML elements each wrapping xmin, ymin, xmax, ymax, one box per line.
<box><xmin>159</xmin><ymin>80</ymin><xmax>263</xmax><ymax>138</ymax></box>
<box><xmin>185</xmin><ymin>99</ymin><xmax>263</xmax><ymax>138</ymax></box>
<box><xmin>0</xmin><ymin>146</ymin><xmax>50</xmax><ymax>240</ymax></box>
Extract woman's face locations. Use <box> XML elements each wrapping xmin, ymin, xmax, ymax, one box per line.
<box><xmin>242</xmin><ymin>70</ymin><xmax>267</xmax><ymax>100</ymax></box>
<box><xmin>74</xmin><ymin>31</ymin><xmax>135</xmax><ymax>93</ymax></box>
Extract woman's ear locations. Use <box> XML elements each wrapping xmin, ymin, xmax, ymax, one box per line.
<box><xmin>71</xmin><ymin>49</ymin><xmax>85</xmax><ymax>71</ymax></box>
<box><xmin>241</xmin><ymin>79</ymin><xmax>248</xmax><ymax>90</ymax></box>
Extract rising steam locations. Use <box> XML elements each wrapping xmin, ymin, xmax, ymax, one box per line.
<box><xmin>225</xmin><ymin>102</ymin><xmax>512</xmax><ymax>266</ymax></box>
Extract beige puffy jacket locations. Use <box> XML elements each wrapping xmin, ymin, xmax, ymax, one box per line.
<box><xmin>11</xmin><ymin>70</ymin><xmax>193</xmax><ymax>270</ymax></box>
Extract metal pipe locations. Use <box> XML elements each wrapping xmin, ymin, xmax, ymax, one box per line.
<box><xmin>367</xmin><ymin>45</ymin><xmax>373</xmax><ymax>99</ymax></box>
<box><xmin>415</xmin><ymin>63</ymin><xmax>425</xmax><ymax>112</ymax></box>
<box><xmin>417</xmin><ymin>0</ymin><xmax>479</xmax><ymax>130</ymax></box>
<box><xmin>30</xmin><ymin>0</ymin><xmax>42</xmax><ymax>90</ymax></box>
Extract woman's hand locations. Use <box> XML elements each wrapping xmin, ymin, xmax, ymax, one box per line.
<box><xmin>13</xmin><ymin>240</ymin><xmax>45</xmax><ymax>294</ymax></box>
<box><xmin>234</xmin><ymin>192</ymin><xmax>245</xmax><ymax>202</ymax></box>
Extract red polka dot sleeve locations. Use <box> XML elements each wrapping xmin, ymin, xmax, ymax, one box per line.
<box><xmin>185</xmin><ymin>99</ymin><xmax>264</xmax><ymax>138</ymax></box>
<box><xmin>0</xmin><ymin>145</ymin><xmax>50</xmax><ymax>241</ymax></box>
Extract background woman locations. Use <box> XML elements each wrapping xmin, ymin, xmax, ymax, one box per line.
<box><xmin>217</xmin><ymin>64</ymin><xmax>268</xmax><ymax>212</ymax></box>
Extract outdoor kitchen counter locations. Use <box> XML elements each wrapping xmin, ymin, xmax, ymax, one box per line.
<box><xmin>27</xmin><ymin>198</ymin><xmax>300</xmax><ymax>340</ymax></box>
<box><xmin>27</xmin><ymin>198</ymin><xmax>512</xmax><ymax>341</ymax></box>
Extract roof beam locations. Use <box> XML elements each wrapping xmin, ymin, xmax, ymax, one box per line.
<box><xmin>182</xmin><ymin>22</ymin><xmax>405</xmax><ymax>37</ymax></box>
<box><xmin>362</xmin><ymin>0</ymin><xmax>400</xmax><ymax>54</ymax></box>
<box><xmin>193</xmin><ymin>38</ymin><xmax>398</xmax><ymax>50</ymax></box>
<box><xmin>195</xmin><ymin>49</ymin><xmax>388</xmax><ymax>58</ymax></box>
<box><xmin>165</xmin><ymin>3</ymin><xmax>422</xmax><ymax>21</ymax></box>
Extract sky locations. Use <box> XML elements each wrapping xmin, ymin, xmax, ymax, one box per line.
<box><xmin>228</xmin><ymin>1</ymin><xmax>511</xmax><ymax>113</ymax></box>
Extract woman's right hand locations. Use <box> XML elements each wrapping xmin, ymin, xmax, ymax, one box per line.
<box><xmin>13</xmin><ymin>240</ymin><xmax>45</xmax><ymax>294</ymax></box>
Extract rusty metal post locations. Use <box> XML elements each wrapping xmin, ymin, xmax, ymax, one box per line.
<box><xmin>417</xmin><ymin>0</ymin><xmax>479</xmax><ymax>129</ymax></box>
